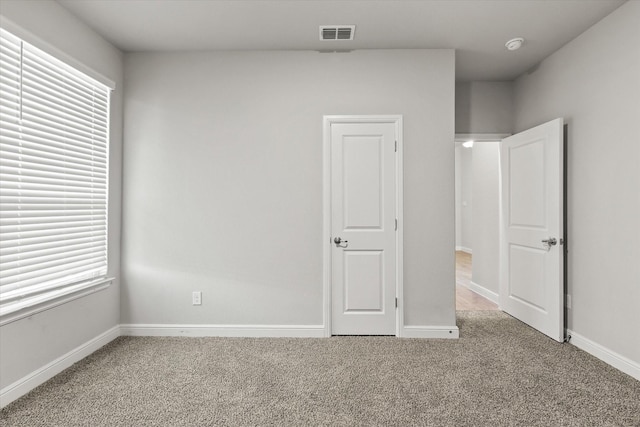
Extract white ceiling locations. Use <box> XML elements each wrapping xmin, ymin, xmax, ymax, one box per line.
<box><xmin>57</xmin><ymin>0</ymin><xmax>626</xmax><ymax>81</ymax></box>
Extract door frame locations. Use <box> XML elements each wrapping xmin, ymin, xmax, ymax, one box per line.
<box><xmin>322</xmin><ymin>115</ymin><xmax>404</xmax><ymax>337</ymax></box>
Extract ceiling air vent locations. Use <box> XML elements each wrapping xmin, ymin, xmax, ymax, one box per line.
<box><xmin>320</xmin><ymin>25</ymin><xmax>356</xmax><ymax>41</ymax></box>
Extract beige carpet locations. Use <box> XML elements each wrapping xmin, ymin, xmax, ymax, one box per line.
<box><xmin>2</xmin><ymin>311</ymin><xmax>639</xmax><ymax>426</ymax></box>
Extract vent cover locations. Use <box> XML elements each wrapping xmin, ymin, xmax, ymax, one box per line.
<box><xmin>320</xmin><ymin>25</ymin><xmax>356</xmax><ymax>41</ymax></box>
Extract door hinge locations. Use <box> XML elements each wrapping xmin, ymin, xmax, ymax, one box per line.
<box><xmin>395</xmin><ymin>218</ymin><xmax>398</xmax><ymax>231</ymax></box>
<box><xmin>395</xmin><ymin>297</ymin><xmax>398</xmax><ymax>308</ymax></box>
<box><xmin>395</xmin><ymin>140</ymin><xmax>397</xmax><ymax>152</ymax></box>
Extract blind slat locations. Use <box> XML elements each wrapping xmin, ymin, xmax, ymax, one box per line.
<box><xmin>2</xmin><ymin>115</ymin><xmax>108</xmax><ymax>147</ymax></box>
<box><xmin>0</xmin><ymin>74</ymin><xmax>21</xmax><ymax>90</ymax></box>
<box><xmin>0</xmin><ymin>231</ymin><xmax>106</xmax><ymax>252</ymax></box>
<box><xmin>1</xmin><ymin>241</ymin><xmax>104</xmax><ymax>265</ymax></box>
<box><xmin>1</xmin><ymin>218</ymin><xmax>106</xmax><ymax>233</ymax></box>
<box><xmin>0</xmin><ymin>202</ymin><xmax>107</xmax><ymax>212</ymax></box>
<box><xmin>21</xmin><ymin>110</ymin><xmax>108</xmax><ymax>141</ymax></box>
<box><xmin>1</xmin><ymin>260</ymin><xmax>107</xmax><ymax>290</ymax></box>
<box><xmin>1</xmin><ymin>185</ymin><xmax>106</xmax><ymax>197</ymax></box>
<box><xmin>1</xmin><ymin>138</ymin><xmax>108</xmax><ymax>164</ymax></box>
<box><xmin>0</xmin><ymin>186</ymin><xmax>107</xmax><ymax>197</ymax></box>
<box><xmin>23</xmin><ymin>50</ymin><xmax>109</xmax><ymax>100</ymax></box>
<box><xmin>0</xmin><ymin>263</ymin><xmax>106</xmax><ymax>297</ymax></box>
<box><xmin>21</xmin><ymin>67</ymin><xmax>109</xmax><ymax>108</ymax></box>
<box><xmin>0</xmin><ymin>163</ymin><xmax>107</xmax><ymax>184</ymax></box>
<box><xmin>1</xmin><ymin>247</ymin><xmax>107</xmax><ymax>278</ymax></box>
<box><xmin>1</xmin><ymin>213</ymin><xmax>106</xmax><ymax>225</ymax></box>
<box><xmin>1</xmin><ymin>224</ymin><xmax>107</xmax><ymax>241</ymax></box>
<box><xmin>0</xmin><ymin>173</ymin><xmax>107</xmax><ymax>188</ymax></box>
<box><xmin>22</xmin><ymin>89</ymin><xmax>108</xmax><ymax>129</ymax></box>
<box><xmin>1</xmin><ymin>119</ymin><xmax>108</xmax><ymax>151</ymax></box>
<box><xmin>0</xmin><ymin>178</ymin><xmax>107</xmax><ymax>192</ymax></box>
<box><xmin>0</xmin><ymin>149</ymin><xmax>108</xmax><ymax>175</ymax></box>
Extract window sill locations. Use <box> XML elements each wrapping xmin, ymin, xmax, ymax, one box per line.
<box><xmin>0</xmin><ymin>277</ymin><xmax>114</xmax><ymax>327</ymax></box>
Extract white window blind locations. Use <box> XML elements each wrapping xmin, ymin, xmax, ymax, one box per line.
<box><xmin>0</xmin><ymin>28</ymin><xmax>110</xmax><ymax>316</ymax></box>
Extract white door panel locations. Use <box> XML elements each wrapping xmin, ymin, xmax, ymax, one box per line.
<box><xmin>342</xmin><ymin>136</ymin><xmax>384</xmax><ymax>229</ymax></box>
<box><xmin>509</xmin><ymin>244</ymin><xmax>546</xmax><ymax>310</ymax></box>
<box><xmin>500</xmin><ymin>118</ymin><xmax>564</xmax><ymax>342</ymax></box>
<box><xmin>509</xmin><ymin>140</ymin><xmax>546</xmax><ymax>227</ymax></box>
<box><xmin>330</xmin><ymin>121</ymin><xmax>397</xmax><ymax>335</ymax></box>
<box><xmin>343</xmin><ymin>250</ymin><xmax>384</xmax><ymax>311</ymax></box>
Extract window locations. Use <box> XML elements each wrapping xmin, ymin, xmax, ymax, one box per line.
<box><xmin>0</xmin><ymin>28</ymin><xmax>111</xmax><ymax>319</ymax></box>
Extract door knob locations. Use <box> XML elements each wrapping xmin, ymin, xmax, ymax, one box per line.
<box><xmin>542</xmin><ymin>237</ymin><xmax>557</xmax><ymax>250</ymax></box>
<box><xmin>334</xmin><ymin>237</ymin><xmax>348</xmax><ymax>247</ymax></box>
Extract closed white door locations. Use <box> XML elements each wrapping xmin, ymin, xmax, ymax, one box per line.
<box><xmin>329</xmin><ymin>120</ymin><xmax>398</xmax><ymax>335</ymax></box>
<box><xmin>500</xmin><ymin>118</ymin><xmax>564</xmax><ymax>342</ymax></box>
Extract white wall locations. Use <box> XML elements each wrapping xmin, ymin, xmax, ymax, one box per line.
<box><xmin>0</xmin><ymin>1</ymin><xmax>123</xmax><ymax>390</ymax></box>
<box><xmin>470</xmin><ymin>141</ymin><xmax>500</xmax><ymax>295</ymax></box>
<box><xmin>514</xmin><ymin>1</ymin><xmax>640</xmax><ymax>366</ymax></box>
<box><xmin>122</xmin><ymin>49</ymin><xmax>456</xmax><ymax>329</ymax></box>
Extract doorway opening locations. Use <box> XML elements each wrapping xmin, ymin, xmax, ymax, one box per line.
<box><xmin>454</xmin><ymin>134</ymin><xmax>506</xmax><ymax>311</ymax></box>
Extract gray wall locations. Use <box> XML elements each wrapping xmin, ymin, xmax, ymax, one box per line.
<box><xmin>454</xmin><ymin>141</ymin><xmax>500</xmax><ymax>296</ymax></box>
<box><xmin>122</xmin><ymin>50</ymin><xmax>456</xmax><ymax>328</ymax></box>
<box><xmin>0</xmin><ymin>1</ymin><xmax>123</xmax><ymax>389</ymax></box>
<box><xmin>454</xmin><ymin>146</ymin><xmax>462</xmax><ymax>249</ymax></box>
<box><xmin>514</xmin><ymin>1</ymin><xmax>640</xmax><ymax>364</ymax></box>
<box><xmin>456</xmin><ymin>82</ymin><xmax>513</xmax><ymax>134</ymax></box>
<box><xmin>456</xmin><ymin>146</ymin><xmax>473</xmax><ymax>251</ymax></box>
<box><xmin>470</xmin><ymin>141</ymin><xmax>500</xmax><ymax>295</ymax></box>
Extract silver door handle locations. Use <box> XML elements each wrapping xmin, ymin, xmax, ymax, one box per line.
<box><xmin>334</xmin><ymin>237</ymin><xmax>348</xmax><ymax>248</ymax></box>
<box><xmin>542</xmin><ymin>237</ymin><xmax>557</xmax><ymax>248</ymax></box>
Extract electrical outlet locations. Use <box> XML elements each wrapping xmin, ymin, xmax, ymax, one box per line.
<box><xmin>565</xmin><ymin>294</ymin><xmax>572</xmax><ymax>309</ymax></box>
<box><xmin>192</xmin><ymin>291</ymin><xmax>202</xmax><ymax>306</ymax></box>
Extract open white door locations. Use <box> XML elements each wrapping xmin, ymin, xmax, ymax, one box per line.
<box><xmin>500</xmin><ymin>118</ymin><xmax>564</xmax><ymax>342</ymax></box>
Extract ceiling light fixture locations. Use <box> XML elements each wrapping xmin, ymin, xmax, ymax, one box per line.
<box><xmin>505</xmin><ymin>37</ymin><xmax>525</xmax><ymax>51</ymax></box>
<box><xmin>462</xmin><ymin>140</ymin><xmax>474</xmax><ymax>148</ymax></box>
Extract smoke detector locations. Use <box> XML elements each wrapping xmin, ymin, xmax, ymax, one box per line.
<box><xmin>505</xmin><ymin>37</ymin><xmax>525</xmax><ymax>51</ymax></box>
<box><xmin>320</xmin><ymin>25</ymin><xmax>356</xmax><ymax>41</ymax></box>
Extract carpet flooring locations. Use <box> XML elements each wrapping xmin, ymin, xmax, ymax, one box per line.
<box><xmin>2</xmin><ymin>311</ymin><xmax>639</xmax><ymax>426</ymax></box>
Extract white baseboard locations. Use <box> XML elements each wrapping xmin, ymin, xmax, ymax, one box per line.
<box><xmin>466</xmin><ymin>281</ymin><xmax>500</xmax><ymax>305</ymax></box>
<box><xmin>567</xmin><ymin>329</ymin><xmax>640</xmax><ymax>381</ymax></box>
<box><xmin>455</xmin><ymin>246</ymin><xmax>472</xmax><ymax>254</ymax></box>
<box><xmin>0</xmin><ymin>325</ymin><xmax>120</xmax><ymax>408</ymax></box>
<box><xmin>120</xmin><ymin>324</ymin><xmax>326</xmax><ymax>338</ymax></box>
<box><xmin>401</xmin><ymin>325</ymin><xmax>459</xmax><ymax>339</ymax></box>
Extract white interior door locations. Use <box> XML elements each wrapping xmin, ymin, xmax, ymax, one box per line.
<box><xmin>500</xmin><ymin>118</ymin><xmax>564</xmax><ymax>342</ymax></box>
<box><xmin>329</xmin><ymin>120</ymin><xmax>398</xmax><ymax>335</ymax></box>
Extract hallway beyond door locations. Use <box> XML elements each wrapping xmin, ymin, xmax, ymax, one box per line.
<box><xmin>456</xmin><ymin>251</ymin><xmax>499</xmax><ymax>311</ymax></box>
